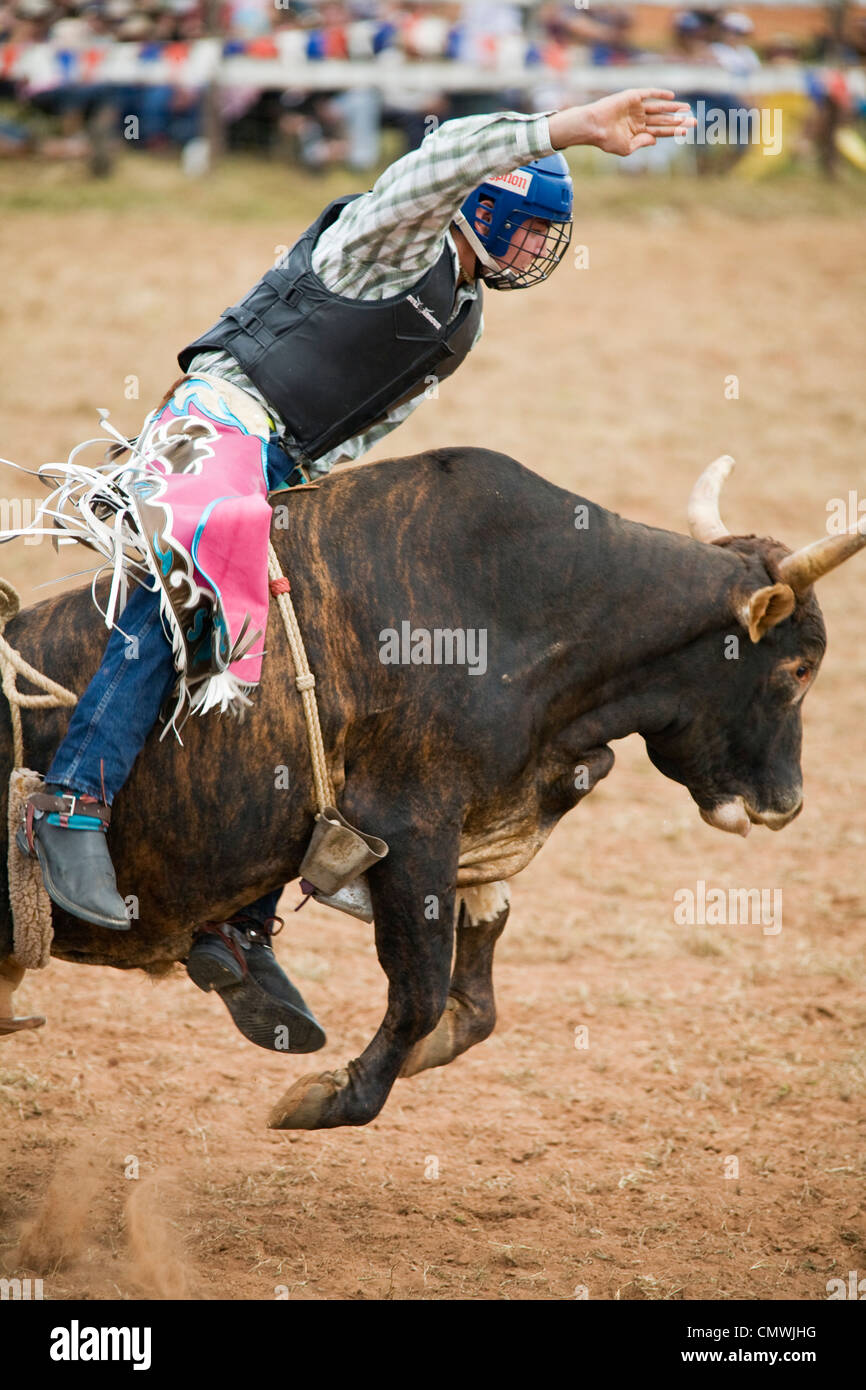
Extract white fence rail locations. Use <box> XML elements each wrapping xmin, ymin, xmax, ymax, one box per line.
<box><xmin>2</xmin><ymin>43</ymin><xmax>864</xmax><ymax>95</ymax></box>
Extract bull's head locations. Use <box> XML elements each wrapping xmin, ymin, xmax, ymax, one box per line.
<box><xmin>644</xmin><ymin>456</ymin><xmax>865</xmax><ymax>837</ymax></box>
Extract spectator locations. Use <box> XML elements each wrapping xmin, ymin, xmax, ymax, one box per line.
<box><xmin>710</xmin><ymin>11</ymin><xmax>761</xmax><ymax>80</ymax></box>
<box><xmin>279</xmin><ymin>88</ymin><xmax>349</xmax><ymax>170</ymax></box>
<box><xmin>668</xmin><ymin>9</ymin><xmax>735</xmax><ymax>173</ymax></box>
<box><xmin>589</xmin><ymin>8</ymin><xmax>643</xmax><ymax>67</ymax></box>
<box><xmin>10</xmin><ymin>0</ymin><xmax>55</xmax><ymax>41</ymax></box>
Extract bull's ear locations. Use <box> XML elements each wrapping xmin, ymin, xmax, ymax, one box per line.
<box><xmin>736</xmin><ymin>582</ymin><xmax>796</xmax><ymax>643</ymax></box>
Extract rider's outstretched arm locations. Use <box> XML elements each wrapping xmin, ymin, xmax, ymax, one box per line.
<box><xmin>313</xmin><ymin>91</ymin><xmax>695</xmax><ymax>295</ymax></box>
<box><xmin>548</xmin><ymin>89</ymin><xmax>695</xmax><ymax>156</ymax></box>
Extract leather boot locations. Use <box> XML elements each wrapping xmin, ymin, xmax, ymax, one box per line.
<box><xmin>186</xmin><ymin>913</ymin><xmax>326</xmax><ymax>1053</ymax></box>
<box><xmin>16</xmin><ymin>785</ymin><xmax>130</xmax><ymax>931</ymax></box>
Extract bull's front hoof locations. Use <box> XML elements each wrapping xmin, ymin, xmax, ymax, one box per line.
<box><xmin>268</xmin><ymin>1067</ymin><xmax>350</xmax><ymax>1130</ymax></box>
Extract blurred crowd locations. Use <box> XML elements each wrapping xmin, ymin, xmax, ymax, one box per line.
<box><xmin>0</xmin><ymin>2</ymin><xmax>864</xmax><ymax>175</ymax></box>
<box><xmin>4</xmin><ymin>1</ymin><xmax>865</xmax><ymax>58</ymax></box>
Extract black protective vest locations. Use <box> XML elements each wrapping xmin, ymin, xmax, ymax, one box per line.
<box><xmin>178</xmin><ymin>195</ymin><xmax>483</xmax><ymax>463</ymax></box>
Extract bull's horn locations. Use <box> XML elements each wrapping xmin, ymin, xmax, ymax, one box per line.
<box><xmin>688</xmin><ymin>455</ymin><xmax>735</xmax><ymax>543</ymax></box>
<box><xmin>777</xmin><ymin>517</ymin><xmax>866</xmax><ymax>594</ymax></box>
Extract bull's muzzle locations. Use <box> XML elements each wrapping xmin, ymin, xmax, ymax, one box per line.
<box><xmin>700</xmin><ymin>796</ymin><xmax>803</xmax><ymax>837</ymax></box>
<box><xmin>746</xmin><ymin>800</ymin><xmax>803</xmax><ymax>831</ymax></box>
<box><xmin>700</xmin><ymin>799</ymin><xmax>752</xmax><ymax>837</ymax></box>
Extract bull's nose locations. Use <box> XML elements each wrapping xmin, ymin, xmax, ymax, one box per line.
<box><xmin>749</xmin><ymin>801</ymin><xmax>803</xmax><ymax>831</ymax></box>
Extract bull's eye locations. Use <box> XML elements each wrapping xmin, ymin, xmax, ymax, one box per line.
<box><xmin>778</xmin><ymin>657</ymin><xmax>818</xmax><ymax>697</ymax></box>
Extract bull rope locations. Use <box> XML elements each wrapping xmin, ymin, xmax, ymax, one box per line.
<box><xmin>267</xmin><ymin>543</ymin><xmax>336</xmax><ymax>813</ymax></box>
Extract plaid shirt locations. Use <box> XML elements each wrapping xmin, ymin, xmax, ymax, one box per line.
<box><xmin>188</xmin><ymin>110</ymin><xmax>554</xmax><ymax>480</ymax></box>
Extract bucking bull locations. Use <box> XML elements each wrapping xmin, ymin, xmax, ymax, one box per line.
<box><xmin>0</xmin><ymin>448</ymin><xmax>861</xmax><ymax>1130</ymax></box>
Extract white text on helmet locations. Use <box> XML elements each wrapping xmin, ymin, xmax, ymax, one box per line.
<box><xmin>485</xmin><ymin>170</ymin><xmax>532</xmax><ymax>198</ymax></box>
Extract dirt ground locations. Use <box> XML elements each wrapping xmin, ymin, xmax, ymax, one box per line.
<box><xmin>0</xmin><ymin>168</ymin><xmax>864</xmax><ymax>1301</ymax></box>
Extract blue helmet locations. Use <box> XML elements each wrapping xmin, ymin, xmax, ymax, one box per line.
<box><xmin>453</xmin><ymin>151</ymin><xmax>573</xmax><ymax>290</ymax></box>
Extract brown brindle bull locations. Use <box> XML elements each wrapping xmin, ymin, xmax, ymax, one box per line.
<box><xmin>0</xmin><ymin>450</ymin><xmax>861</xmax><ymax>1130</ymax></box>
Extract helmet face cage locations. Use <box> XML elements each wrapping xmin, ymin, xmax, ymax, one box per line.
<box><xmin>459</xmin><ymin>152</ymin><xmax>574</xmax><ymax>291</ymax></box>
<box><xmin>476</xmin><ymin>208</ymin><xmax>573</xmax><ymax>290</ymax></box>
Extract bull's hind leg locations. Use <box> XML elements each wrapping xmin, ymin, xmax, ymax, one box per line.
<box><xmin>400</xmin><ymin>881</ymin><xmax>509</xmax><ymax>1078</ymax></box>
<box><xmin>268</xmin><ymin>826</ymin><xmax>458</xmax><ymax>1131</ymax></box>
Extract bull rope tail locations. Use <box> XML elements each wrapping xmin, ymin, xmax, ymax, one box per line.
<box><xmin>0</xmin><ymin>580</ymin><xmax>78</xmax><ymax>769</ymax></box>
<box><xmin>267</xmin><ymin>543</ymin><xmax>336</xmax><ymax>814</ymax></box>
<box><xmin>0</xmin><ymin>577</ymin><xmax>77</xmax><ymax>974</ymax></box>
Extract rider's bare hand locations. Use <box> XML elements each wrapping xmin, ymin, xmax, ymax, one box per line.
<box><xmin>549</xmin><ymin>89</ymin><xmax>696</xmax><ymax>157</ymax></box>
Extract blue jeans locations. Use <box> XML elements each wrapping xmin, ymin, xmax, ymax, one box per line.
<box><xmin>48</xmin><ymin>582</ymin><xmax>175</xmax><ymax>803</ymax></box>
<box><xmin>45</xmin><ymin>432</ymin><xmax>295</xmax><ymax>925</ymax></box>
